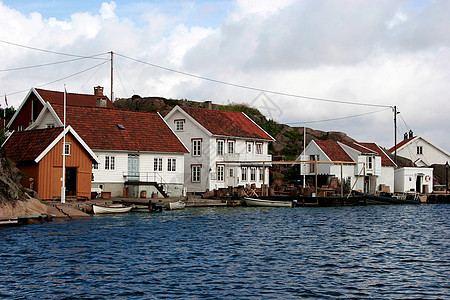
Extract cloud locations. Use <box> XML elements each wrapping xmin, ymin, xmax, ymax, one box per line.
<box><xmin>0</xmin><ymin>0</ymin><xmax>449</xmax><ymax>151</ymax></box>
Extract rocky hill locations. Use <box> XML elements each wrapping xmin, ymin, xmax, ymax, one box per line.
<box><xmin>114</xmin><ymin>96</ymin><xmax>355</xmax><ymax>159</ymax></box>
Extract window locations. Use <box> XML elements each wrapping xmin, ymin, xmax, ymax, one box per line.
<box><xmin>64</xmin><ymin>143</ymin><xmax>71</xmax><ymax>156</ymax></box>
<box><xmin>417</xmin><ymin>146</ymin><xmax>423</xmax><ymax>155</ymax></box>
<box><xmin>259</xmin><ymin>167</ymin><xmax>263</xmax><ymax>181</ymax></box>
<box><xmin>192</xmin><ymin>165</ymin><xmax>201</xmax><ymax>182</ymax></box>
<box><xmin>310</xmin><ymin>155</ymin><xmax>317</xmax><ymax>173</ymax></box>
<box><xmin>105</xmin><ymin>156</ymin><xmax>115</xmax><ymax>170</ymax></box>
<box><xmin>167</xmin><ymin>158</ymin><xmax>176</xmax><ymax>171</ymax></box>
<box><xmin>175</xmin><ymin>120</ymin><xmax>185</xmax><ymax>131</ymax></box>
<box><xmin>256</xmin><ymin>143</ymin><xmax>263</xmax><ymax>154</ymax></box>
<box><xmin>368</xmin><ymin>157</ymin><xmax>373</xmax><ymax>169</ymax></box>
<box><xmin>192</xmin><ymin>139</ymin><xmax>202</xmax><ymax>156</ymax></box>
<box><xmin>217</xmin><ymin>165</ymin><xmax>224</xmax><ymax>181</ymax></box>
<box><xmin>154</xmin><ymin>158</ymin><xmax>163</xmax><ymax>171</ymax></box>
<box><xmin>217</xmin><ymin>140</ymin><xmax>224</xmax><ymax>156</ymax></box>
<box><xmin>93</xmin><ymin>162</ymin><xmax>99</xmax><ymax>170</ymax></box>
<box><xmin>247</xmin><ymin>142</ymin><xmax>253</xmax><ymax>153</ymax></box>
<box><xmin>229</xmin><ymin>168</ymin><xmax>234</xmax><ymax>177</ymax></box>
<box><xmin>250</xmin><ymin>168</ymin><xmax>256</xmax><ymax>181</ymax></box>
<box><xmin>46</xmin><ymin>123</ymin><xmax>55</xmax><ymax>128</ymax></box>
<box><xmin>18</xmin><ymin>125</ymin><xmax>24</xmax><ymax>132</ymax></box>
<box><xmin>242</xmin><ymin>167</ymin><xmax>247</xmax><ymax>181</ymax></box>
<box><xmin>228</xmin><ymin>141</ymin><xmax>235</xmax><ymax>154</ymax></box>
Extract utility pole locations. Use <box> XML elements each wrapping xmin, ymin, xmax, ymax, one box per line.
<box><xmin>110</xmin><ymin>51</ymin><xmax>114</xmax><ymax>102</ymax></box>
<box><xmin>394</xmin><ymin>106</ymin><xmax>398</xmax><ymax>164</ymax></box>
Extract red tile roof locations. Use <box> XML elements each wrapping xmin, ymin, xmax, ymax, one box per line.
<box><xmin>51</xmin><ymin>104</ymin><xmax>188</xmax><ymax>153</ymax></box>
<box><xmin>340</xmin><ymin>141</ymin><xmax>377</xmax><ymax>154</ymax></box>
<box><xmin>180</xmin><ymin>106</ymin><xmax>273</xmax><ymax>140</ymax></box>
<box><xmin>358</xmin><ymin>142</ymin><xmax>396</xmax><ymax>167</ymax></box>
<box><xmin>314</xmin><ymin>140</ymin><xmax>353</xmax><ymax>162</ymax></box>
<box><xmin>388</xmin><ymin>136</ymin><xmax>415</xmax><ymax>153</ymax></box>
<box><xmin>35</xmin><ymin>88</ymin><xmax>116</xmax><ymax>109</ymax></box>
<box><xmin>3</xmin><ymin>128</ymin><xmax>63</xmax><ymax>162</ymax></box>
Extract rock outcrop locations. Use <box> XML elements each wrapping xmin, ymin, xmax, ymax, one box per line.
<box><xmin>0</xmin><ymin>148</ymin><xmax>48</xmax><ymax>216</ymax></box>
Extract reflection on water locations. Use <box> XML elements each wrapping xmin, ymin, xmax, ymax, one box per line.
<box><xmin>1</xmin><ymin>205</ymin><xmax>449</xmax><ymax>299</ymax></box>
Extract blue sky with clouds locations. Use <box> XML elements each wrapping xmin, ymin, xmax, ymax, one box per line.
<box><xmin>0</xmin><ymin>0</ymin><xmax>449</xmax><ymax>150</ymax></box>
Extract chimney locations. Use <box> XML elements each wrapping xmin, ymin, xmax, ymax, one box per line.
<box><xmin>204</xmin><ymin>100</ymin><xmax>212</xmax><ymax>110</ymax></box>
<box><xmin>94</xmin><ymin>86</ymin><xmax>104</xmax><ymax>96</ymax></box>
<box><xmin>404</xmin><ymin>132</ymin><xmax>408</xmax><ymax>140</ymax></box>
<box><xmin>409</xmin><ymin>130</ymin><xmax>413</xmax><ymax>139</ymax></box>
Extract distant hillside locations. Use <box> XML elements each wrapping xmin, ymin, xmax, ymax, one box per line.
<box><xmin>114</xmin><ymin>96</ymin><xmax>355</xmax><ymax>159</ymax></box>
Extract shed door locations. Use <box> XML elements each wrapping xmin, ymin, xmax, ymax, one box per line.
<box><xmin>128</xmin><ymin>154</ymin><xmax>139</xmax><ymax>181</ymax></box>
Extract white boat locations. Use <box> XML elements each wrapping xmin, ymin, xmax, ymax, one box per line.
<box><xmin>92</xmin><ymin>204</ymin><xmax>132</xmax><ymax>214</ymax></box>
<box><xmin>244</xmin><ymin>197</ymin><xmax>293</xmax><ymax>207</ymax></box>
<box><xmin>167</xmin><ymin>200</ymin><xmax>186</xmax><ymax>210</ymax></box>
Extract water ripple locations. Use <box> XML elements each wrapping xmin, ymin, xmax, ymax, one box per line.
<box><xmin>1</xmin><ymin>204</ymin><xmax>449</xmax><ymax>299</ymax></box>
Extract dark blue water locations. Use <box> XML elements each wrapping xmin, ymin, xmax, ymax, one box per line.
<box><xmin>1</xmin><ymin>205</ymin><xmax>449</xmax><ymax>299</ymax></box>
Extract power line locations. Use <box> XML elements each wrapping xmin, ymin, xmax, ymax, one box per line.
<box><xmin>0</xmin><ymin>55</ymin><xmax>109</xmax><ymax>72</ymax></box>
<box><xmin>5</xmin><ymin>60</ymin><xmax>110</xmax><ymax>97</ymax></box>
<box><xmin>115</xmin><ymin>52</ymin><xmax>392</xmax><ymax>109</ymax></box>
<box><xmin>285</xmin><ymin>107</ymin><xmax>391</xmax><ymax>124</ymax></box>
<box><xmin>0</xmin><ymin>39</ymin><xmax>109</xmax><ymax>59</ymax></box>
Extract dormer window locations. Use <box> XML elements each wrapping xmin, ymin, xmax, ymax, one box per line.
<box><xmin>175</xmin><ymin>120</ymin><xmax>185</xmax><ymax>131</ymax></box>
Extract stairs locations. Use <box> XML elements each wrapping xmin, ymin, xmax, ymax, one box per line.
<box><xmin>153</xmin><ymin>183</ymin><xmax>169</xmax><ymax>198</ymax></box>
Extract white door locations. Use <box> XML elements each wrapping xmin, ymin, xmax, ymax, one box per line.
<box><xmin>227</xmin><ymin>167</ymin><xmax>235</xmax><ymax>187</ymax></box>
<box><xmin>128</xmin><ymin>154</ymin><xmax>139</xmax><ymax>181</ymax></box>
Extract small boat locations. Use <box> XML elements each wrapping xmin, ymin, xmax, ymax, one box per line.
<box><xmin>352</xmin><ymin>191</ymin><xmax>421</xmax><ymax>205</ymax></box>
<box><xmin>92</xmin><ymin>204</ymin><xmax>132</xmax><ymax>214</ymax></box>
<box><xmin>244</xmin><ymin>197</ymin><xmax>293</xmax><ymax>207</ymax></box>
<box><xmin>167</xmin><ymin>200</ymin><xmax>186</xmax><ymax>210</ymax></box>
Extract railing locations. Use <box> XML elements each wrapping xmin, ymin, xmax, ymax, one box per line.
<box><xmin>123</xmin><ymin>172</ymin><xmax>167</xmax><ymax>184</ymax></box>
<box><xmin>222</xmin><ymin>153</ymin><xmax>272</xmax><ymax>162</ymax></box>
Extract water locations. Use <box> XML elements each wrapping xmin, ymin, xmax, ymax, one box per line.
<box><xmin>1</xmin><ymin>205</ymin><xmax>449</xmax><ymax>299</ymax></box>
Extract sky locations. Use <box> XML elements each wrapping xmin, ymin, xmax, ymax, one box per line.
<box><xmin>0</xmin><ymin>0</ymin><xmax>449</xmax><ymax>151</ymax></box>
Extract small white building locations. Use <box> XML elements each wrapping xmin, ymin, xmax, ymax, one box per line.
<box><xmin>165</xmin><ymin>105</ymin><xmax>275</xmax><ymax>193</ymax></box>
<box><xmin>394</xmin><ymin>167</ymin><xmax>434</xmax><ymax>194</ymax></box>
<box><xmin>389</xmin><ymin>131</ymin><xmax>450</xmax><ymax>167</ymax></box>
<box><xmin>298</xmin><ymin>140</ymin><xmax>396</xmax><ymax>194</ymax></box>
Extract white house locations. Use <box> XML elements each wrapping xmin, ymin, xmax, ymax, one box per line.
<box><xmin>394</xmin><ymin>167</ymin><xmax>434</xmax><ymax>194</ymax></box>
<box><xmin>14</xmin><ymin>88</ymin><xmax>189</xmax><ymax>198</ymax></box>
<box><xmin>298</xmin><ymin>140</ymin><xmax>396</xmax><ymax>194</ymax></box>
<box><xmin>165</xmin><ymin>105</ymin><xmax>275</xmax><ymax>193</ymax></box>
<box><xmin>389</xmin><ymin>131</ymin><xmax>450</xmax><ymax>167</ymax></box>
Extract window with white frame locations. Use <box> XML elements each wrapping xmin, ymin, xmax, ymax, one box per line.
<box><xmin>242</xmin><ymin>167</ymin><xmax>247</xmax><ymax>181</ymax></box>
<box><xmin>192</xmin><ymin>139</ymin><xmax>202</xmax><ymax>156</ymax></box>
<box><xmin>192</xmin><ymin>165</ymin><xmax>201</xmax><ymax>182</ymax></box>
<box><xmin>217</xmin><ymin>165</ymin><xmax>225</xmax><ymax>181</ymax></box>
<box><xmin>93</xmin><ymin>162</ymin><xmax>98</xmax><ymax>170</ymax></box>
<box><xmin>368</xmin><ymin>156</ymin><xmax>373</xmax><ymax>169</ymax></box>
<box><xmin>247</xmin><ymin>142</ymin><xmax>253</xmax><ymax>153</ymax></box>
<box><xmin>175</xmin><ymin>120</ymin><xmax>185</xmax><ymax>131</ymax></box>
<box><xmin>250</xmin><ymin>167</ymin><xmax>256</xmax><ymax>181</ymax></box>
<box><xmin>46</xmin><ymin>123</ymin><xmax>55</xmax><ymax>128</ymax></box>
<box><xmin>64</xmin><ymin>143</ymin><xmax>71</xmax><ymax>156</ymax></box>
<box><xmin>256</xmin><ymin>143</ymin><xmax>263</xmax><ymax>154</ymax></box>
<box><xmin>154</xmin><ymin>158</ymin><xmax>163</xmax><ymax>171</ymax></box>
<box><xmin>259</xmin><ymin>167</ymin><xmax>263</xmax><ymax>181</ymax></box>
<box><xmin>18</xmin><ymin>125</ymin><xmax>24</xmax><ymax>132</ymax></box>
<box><xmin>417</xmin><ymin>146</ymin><xmax>423</xmax><ymax>155</ymax></box>
<box><xmin>217</xmin><ymin>140</ymin><xmax>224</xmax><ymax>156</ymax></box>
<box><xmin>228</xmin><ymin>141</ymin><xmax>235</xmax><ymax>154</ymax></box>
<box><xmin>167</xmin><ymin>158</ymin><xmax>176</xmax><ymax>171</ymax></box>
<box><xmin>105</xmin><ymin>156</ymin><xmax>115</xmax><ymax>170</ymax></box>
